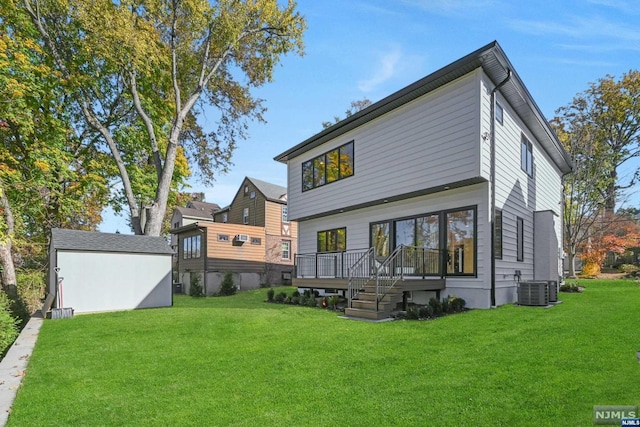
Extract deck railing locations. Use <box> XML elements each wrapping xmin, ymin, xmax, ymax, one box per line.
<box><xmin>294</xmin><ymin>248</ymin><xmax>372</xmax><ymax>279</ymax></box>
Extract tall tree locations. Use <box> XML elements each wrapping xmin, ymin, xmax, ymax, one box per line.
<box><xmin>21</xmin><ymin>0</ymin><xmax>306</xmax><ymax>236</ymax></box>
<box><xmin>550</xmin><ymin>115</ymin><xmax>611</xmax><ymax>278</ymax></box>
<box><xmin>559</xmin><ymin>71</ymin><xmax>640</xmax><ymax>213</ymax></box>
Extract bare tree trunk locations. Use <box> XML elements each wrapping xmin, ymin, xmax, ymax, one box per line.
<box><xmin>567</xmin><ymin>251</ymin><xmax>577</xmax><ymax>278</ymax></box>
<box><xmin>0</xmin><ymin>186</ymin><xmax>17</xmax><ymax>291</ymax></box>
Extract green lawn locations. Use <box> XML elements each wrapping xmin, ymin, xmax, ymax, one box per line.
<box><xmin>7</xmin><ymin>280</ymin><xmax>640</xmax><ymax>426</ymax></box>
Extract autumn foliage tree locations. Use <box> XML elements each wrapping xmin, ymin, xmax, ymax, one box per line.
<box><xmin>20</xmin><ymin>0</ymin><xmax>306</xmax><ymax>236</ymax></box>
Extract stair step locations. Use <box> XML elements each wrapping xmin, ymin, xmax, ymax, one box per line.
<box><xmin>351</xmin><ymin>299</ymin><xmax>397</xmax><ymax>311</ymax></box>
<box><xmin>344</xmin><ymin>307</ymin><xmax>392</xmax><ymax>321</ymax></box>
<box><xmin>362</xmin><ymin>284</ymin><xmax>403</xmax><ymax>294</ymax></box>
<box><xmin>356</xmin><ymin>292</ymin><xmax>402</xmax><ymax>302</ymax></box>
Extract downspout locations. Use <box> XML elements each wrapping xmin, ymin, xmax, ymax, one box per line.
<box><xmin>490</xmin><ymin>69</ymin><xmax>511</xmax><ymax>308</ymax></box>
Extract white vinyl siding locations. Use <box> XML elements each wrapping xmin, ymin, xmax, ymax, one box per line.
<box><xmin>288</xmin><ymin>71</ymin><xmax>482</xmax><ymax>220</ymax></box>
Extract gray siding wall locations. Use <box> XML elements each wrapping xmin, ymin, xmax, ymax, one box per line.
<box><xmin>288</xmin><ymin>71</ymin><xmax>483</xmax><ymax>220</ymax></box>
<box><xmin>297</xmin><ymin>183</ymin><xmax>492</xmax><ymax>308</ymax></box>
<box><xmin>480</xmin><ymin>73</ymin><xmax>564</xmax><ymax>304</ymax></box>
<box><xmin>56</xmin><ymin>251</ymin><xmax>172</xmax><ymax>313</ymax></box>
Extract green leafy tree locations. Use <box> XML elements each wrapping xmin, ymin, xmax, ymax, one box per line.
<box><xmin>559</xmin><ymin>71</ymin><xmax>640</xmax><ymax>213</ymax></box>
<box><xmin>322</xmin><ymin>98</ymin><xmax>372</xmax><ymax>129</ymax></box>
<box><xmin>21</xmin><ymin>0</ymin><xmax>306</xmax><ymax>236</ymax></box>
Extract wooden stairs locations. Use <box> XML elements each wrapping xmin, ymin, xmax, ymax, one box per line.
<box><xmin>344</xmin><ymin>284</ymin><xmax>404</xmax><ymax>321</ymax></box>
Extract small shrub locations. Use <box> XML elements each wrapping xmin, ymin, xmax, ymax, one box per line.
<box><xmin>285</xmin><ymin>296</ymin><xmax>292</xmax><ymax>304</ymax></box>
<box><xmin>306</xmin><ymin>295</ymin><xmax>317</xmax><ymax>308</ymax></box>
<box><xmin>267</xmin><ymin>288</ymin><xmax>275</xmax><ymax>302</ymax></box>
<box><xmin>418</xmin><ymin>305</ymin><xmax>433</xmax><ymax>319</ymax></box>
<box><xmin>189</xmin><ymin>275</ymin><xmax>204</xmax><ymax>297</ymax></box>
<box><xmin>0</xmin><ymin>292</ymin><xmax>18</xmax><ymax>357</ymax></box>
<box><xmin>292</xmin><ymin>290</ymin><xmax>300</xmax><ymax>298</ymax></box>
<box><xmin>328</xmin><ymin>295</ymin><xmax>339</xmax><ymax>310</ymax></box>
<box><xmin>619</xmin><ymin>264</ymin><xmax>639</xmax><ymax>274</ymax></box>
<box><xmin>303</xmin><ymin>289</ymin><xmax>311</xmax><ymax>298</ymax></box>
<box><xmin>291</xmin><ymin>296</ymin><xmax>300</xmax><ymax>305</ymax></box>
<box><xmin>218</xmin><ymin>272</ymin><xmax>237</xmax><ymax>296</ymax></box>
<box><xmin>274</xmin><ymin>292</ymin><xmax>286</xmax><ymax>303</ymax></box>
<box><xmin>560</xmin><ymin>283</ymin><xmax>581</xmax><ymax>293</ymax></box>
<box><xmin>428</xmin><ymin>297</ymin><xmax>443</xmax><ymax>316</ymax></box>
<box><xmin>441</xmin><ymin>297</ymin><xmax>450</xmax><ymax>314</ymax></box>
<box><xmin>449</xmin><ymin>296</ymin><xmax>466</xmax><ymax>312</ymax></box>
<box><xmin>405</xmin><ymin>306</ymin><xmax>420</xmax><ymax>320</ymax></box>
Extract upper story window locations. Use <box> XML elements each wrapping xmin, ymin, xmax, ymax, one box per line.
<box><xmin>302</xmin><ymin>141</ymin><xmax>354</xmax><ymax>192</ymax></box>
<box><xmin>222</xmin><ymin>213</ymin><xmax>228</xmax><ymax>223</ymax></box>
<box><xmin>521</xmin><ymin>135</ymin><xmax>533</xmax><ymax>176</ymax></box>
<box><xmin>183</xmin><ymin>235</ymin><xmax>201</xmax><ymax>259</ymax></box>
<box><xmin>281</xmin><ymin>205</ymin><xmax>288</xmax><ymax>223</ymax></box>
<box><xmin>317</xmin><ymin>227</ymin><xmax>346</xmax><ymax>252</ymax></box>
<box><xmin>496</xmin><ymin>102</ymin><xmax>504</xmax><ymax>125</ymax></box>
<box><xmin>243</xmin><ymin>208</ymin><xmax>249</xmax><ymax>225</ymax></box>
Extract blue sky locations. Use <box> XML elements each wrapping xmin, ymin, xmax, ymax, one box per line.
<box><xmin>100</xmin><ymin>0</ymin><xmax>640</xmax><ymax>233</ymax></box>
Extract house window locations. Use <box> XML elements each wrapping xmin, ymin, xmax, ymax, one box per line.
<box><xmin>218</xmin><ymin>234</ymin><xmax>229</xmax><ymax>242</ymax></box>
<box><xmin>173</xmin><ymin>221</ymin><xmax>180</xmax><ymax>229</ymax></box>
<box><xmin>281</xmin><ymin>205</ymin><xmax>288</xmax><ymax>222</ymax></box>
<box><xmin>317</xmin><ymin>228</ymin><xmax>346</xmax><ymax>252</ymax></box>
<box><xmin>496</xmin><ymin>102</ymin><xmax>504</xmax><ymax>125</ymax></box>
<box><xmin>517</xmin><ymin>217</ymin><xmax>524</xmax><ymax>262</ymax></box>
<box><xmin>281</xmin><ymin>240</ymin><xmax>291</xmax><ymax>260</ymax></box>
<box><xmin>521</xmin><ymin>135</ymin><xmax>533</xmax><ymax>176</ymax></box>
<box><xmin>302</xmin><ymin>141</ymin><xmax>354</xmax><ymax>191</ymax></box>
<box><xmin>494</xmin><ymin>209</ymin><xmax>503</xmax><ymax>259</ymax></box>
<box><xmin>250</xmin><ymin>190</ymin><xmax>256</xmax><ymax>199</ymax></box>
<box><xmin>243</xmin><ymin>208</ymin><xmax>249</xmax><ymax>224</ymax></box>
<box><xmin>251</xmin><ymin>237</ymin><xmax>262</xmax><ymax>245</ymax></box>
<box><xmin>222</xmin><ymin>213</ymin><xmax>228</xmax><ymax>223</ymax></box>
<box><xmin>182</xmin><ymin>235</ymin><xmax>202</xmax><ymax>259</ymax></box>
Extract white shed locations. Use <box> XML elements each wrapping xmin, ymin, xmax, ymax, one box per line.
<box><xmin>48</xmin><ymin>229</ymin><xmax>173</xmax><ymax>314</ymax></box>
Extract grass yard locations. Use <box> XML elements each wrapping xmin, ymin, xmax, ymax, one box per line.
<box><xmin>7</xmin><ymin>280</ymin><xmax>640</xmax><ymax>426</ymax></box>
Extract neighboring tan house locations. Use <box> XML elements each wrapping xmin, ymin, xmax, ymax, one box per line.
<box><xmin>172</xmin><ymin>177</ymin><xmax>298</xmax><ymax>294</ymax></box>
<box><xmin>274</xmin><ymin>41</ymin><xmax>572</xmax><ymax>319</ymax></box>
<box><xmin>169</xmin><ymin>198</ymin><xmax>220</xmax><ymax>252</ymax></box>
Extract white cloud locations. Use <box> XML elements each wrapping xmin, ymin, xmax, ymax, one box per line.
<box><xmin>401</xmin><ymin>0</ymin><xmax>499</xmax><ymax>16</ymax></box>
<box><xmin>509</xmin><ymin>15</ymin><xmax>640</xmax><ymax>42</ymax></box>
<box><xmin>357</xmin><ymin>47</ymin><xmax>403</xmax><ymax>93</ymax></box>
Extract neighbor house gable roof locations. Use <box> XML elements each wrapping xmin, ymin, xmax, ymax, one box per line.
<box><xmin>175</xmin><ymin>206</ymin><xmax>215</xmax><ymax>221</ymax></box>
<box><xmin>186</xmin><ymin>200</ymin><xmax>220</xmax><ymax>214</ymax></box>
<box><xmin>51</xmin><ymin>228</ymin><xmax>173</xmax><ymax>255</ymax></box>
<box><xmin>247</xmin><ymin>177</ymin><xmax>287</xmax><ymax>203</ymax></box>
<box><xmin>274</xmin><ymin>40</ymin><xmax>572</xmax><ymax>174</ymax></box>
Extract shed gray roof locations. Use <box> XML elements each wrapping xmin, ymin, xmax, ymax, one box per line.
<box><xmin>51</xmin><ymin>228</ymin><xmax>173</xmax><ymax>255</ymax></box>
<box><xmin>274</xmin><ymin>40</ymin><xmax>572</xmax><ymax>174</ymax></box>
<box><xmin>247</xmin><ymin>177</ymin><xmax>287</xmax><ymax>203</ymax></box>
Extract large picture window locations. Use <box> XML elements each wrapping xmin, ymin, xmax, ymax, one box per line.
<box><xmin>317</xmin><ymin>228</ymin><xmax>346</xmax><ymax>252</ymax></box>
<box><xmin>302</xmin><ymin>141</ymin><xmax>354</xmax><ymax>191</ymax></box>
<box><xmin>369</xmin><ymin>209</ymin><xmax>474</xmax><ymax>277</ymax></box>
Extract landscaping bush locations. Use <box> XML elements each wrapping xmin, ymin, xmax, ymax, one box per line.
<box><xmin>306</xmin><ymin>295</ymin><xmax>317</xmax><ymax>308</ymax></box>
<box><xmin>291</xmin><ymin>290</ymin><xmax>300</xmax><ymax>298</ymax></box>
<box><xmin>405</xmin><ymin>306</ymin><xmax>420</xmax><ymax>320</ymax></box>
<box><xmin>418</xmin><ymin>304</ymin><xmax>433</xmax><ymax>319</ymax></box>
<box><xmin>274</xmin><ymin>292</ymin><xmax>287</xmax><ymax>303</ymax></box>
<box><xmin>449</xmin><ymin>296</ymin><xmax>466</xmax><ymax>313</ymax></box>
<box><xmin>428</xmin><ymin>297</ymin><xmax>443</xmax><ymax>316</ymax></box>
<box><xmin>291</xmin><ymin>296</ymin><xmax>300</xmax><ymax>305</ymax></box>
<box><xmin>619</xmin><ymin>264</ymin><xmax>639</xmax><ymax>274</ymax></box>
<box><xmin>328</xmin><ymin>295</ymin><xmax>339</xmax><ymax>310</ymax></box>
<box><xmin>11</xmin><ymin>269</ymin><xmax>46</xmax><ymax>327</ymax></box>
<box><xmin>266</xmin><ymin>289</ymin><xmax>275</xmax><ymax>302</ymax></box>
<box><xmin>189</xmin><ymin>276</ymin><xmax>204</xmax><ymax>297</ymax></box>
<box><xmin>560</xmin><ymin>283</ymin><xmax>582</xmax><ymax>293</ymax></box>
<box><xmin>0</xmin><ymin>292</ymin><xmax>18</xmax><ymax>358</ymax></box>
<box><xmin>218</xmin><ymin>272</ymin><xmax>237</xmax><ymax>296</ymax></box>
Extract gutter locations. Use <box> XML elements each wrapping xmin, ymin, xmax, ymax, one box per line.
<box><xmin>490</xmin><ymin>69</ymin><xmax>512</xmax><ymax>308</ymax></box>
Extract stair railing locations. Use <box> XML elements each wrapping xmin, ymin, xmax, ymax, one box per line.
<box><xmin>375</xmin><ymin>245</ymin><xmax>405</xmax><ymax>311</ymax></box>
<box><xmin>347</xmin><ymin>247</ymin><xmax>375</xmax><ymax>308</ymax></box>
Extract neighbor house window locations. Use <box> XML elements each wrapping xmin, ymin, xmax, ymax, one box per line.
<box><xmin>282</xmin><ymin>205</ymin><xmax>288</xmax><ymax>222</ymax></box>
<box><xmin>302</xmin><ymin>141</ymin><xmax>354</xmax><ymax>191</ymax></box>
<box><xmin>521</xmin><ymin>135</ymin><xmax>533</xmax><ymax>176</ymax></box>
<box><xmin>183</xmin><ymin>235</ymin><xmax>202</xmax><ymax>259</ymax></box>
<box><xmin>445</xmin><ymin>208</ymin><xmax>476</xmax><ymax>275</ymax></box>
<box><xmin>517</xmin><ymin>217</ymin><xmax>524</xmax><ymax>261</ymax></box>
<box><xmin>243</xmin><ymin>208</ymin><xmax>249</xmax><ymax>224</ymax></box>
<box><xmin>251</xmin><ymin>237</ymin><xmax>262</xmax><ymax>245</ymax></box>
<box><xmin>496</xmin><ymin>102</ymin><xmax>504</xmax><ymax>125</ymax></box>
<box><xmin>222</xmin><ymin>213</ymin><xmax>228</xmax><ymax>223</ymax></box>
<box><xmin>281</xmin><ymin>241</ymin><xmax>291</xmax><ymax>260</ymax></box>
<box><xmin>317</xmin><ymin>228</ymin><xmax>346</xmax><ymax>252</ymax></box>
<box><xmin>494</xmin><ymin>209</ymin><xmax>503</xmax><ymax>259</ymax></box>
<box><xmin>218</xmin><ymin>234</ymin><xmax>229</xmax><ymax>242</ymax></box>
